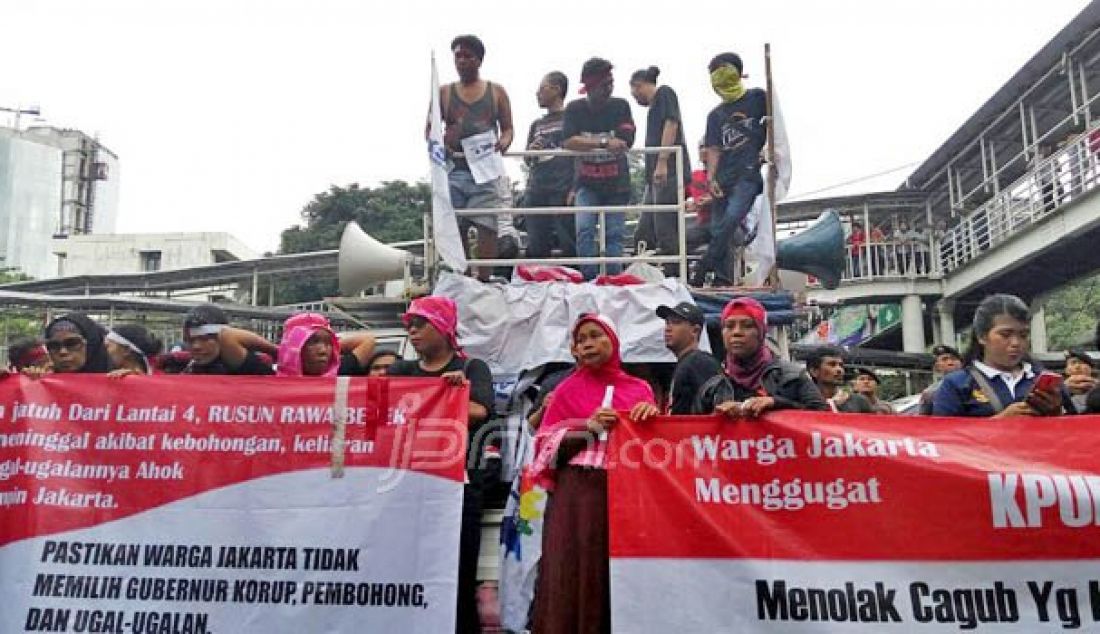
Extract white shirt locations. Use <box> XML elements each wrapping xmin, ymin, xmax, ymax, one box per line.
<box><xmin>973</xmin><ymin>360</ymin><xmax>1035</xmax><ymax>396</ymax></box>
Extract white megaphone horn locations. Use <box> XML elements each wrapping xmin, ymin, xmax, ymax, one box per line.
<box><xmin>338</xmin><ymin>222</ymin><xmax>415</xmax><ymax>296</ymax></box>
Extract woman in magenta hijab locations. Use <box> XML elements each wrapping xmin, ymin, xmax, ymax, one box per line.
<box><xmin>531</xmin><ymin>313</ymin><xmax>658</xmax><ymax>634</ymax></box>
<box><xmin>277</xmin><ymin>313</ymin><xmax>340</xmax><ymax>378</ymax></box>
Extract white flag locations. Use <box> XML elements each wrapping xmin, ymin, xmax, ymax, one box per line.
<box><xmin>429</xmin><ymin>53</ymin><xmax>468</xmax><ymax>272</ymax></box>
<box><xmin>744</xmin><ymin>86</ymin><xmax>792</xmax><ymax>287</ymax></box>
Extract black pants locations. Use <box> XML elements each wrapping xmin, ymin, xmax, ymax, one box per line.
<box><xmin>634</xmin><ymin>183</ymin><xmax>680</xmax><ymax>256</ymax></box>
<box><xmin>524</xmin><ymin>188</ymin><xmax>576</xmax><ymax>259</ymax></box>
<box><xmin>456</xmin><ymin>476</ymin><xmax>484</xmax><ymax>633</ymax></box>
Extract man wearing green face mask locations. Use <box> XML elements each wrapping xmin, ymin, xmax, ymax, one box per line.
<box><xmin>697</xmin><ymin>52</ymin><xmax>768</xmax><ymax>286</ymax></box>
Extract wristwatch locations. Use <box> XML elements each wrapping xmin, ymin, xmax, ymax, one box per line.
<box><xmin>599</xmin><ymin>135</ymin><xmax>609</xmax><ymax>149</ymax></box>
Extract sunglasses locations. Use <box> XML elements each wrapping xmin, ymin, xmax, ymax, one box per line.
<box><xmin>46</xmin><ymin>337</ymin><xmax>85</xmax><ymax>353</ymax></box>
<box><xmin>406</xmin><ymin>316</ymin><xmax>430</xmax><ymax>330</ymax></box>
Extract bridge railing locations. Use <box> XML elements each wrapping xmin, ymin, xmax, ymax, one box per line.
<box><xmin>842</xmin><ymin>240</ymin><xmax>937</xmax><ymax>281</ymax></box>
<box><xmin>939</xmin><ymin>126</ymin><xmax>1100</xmax><ymax>274</ymax></box>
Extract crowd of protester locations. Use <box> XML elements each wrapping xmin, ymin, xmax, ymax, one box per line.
<box><xmin>3</xmin><ymin>286</ymin><xmax>1099</xmax><ymax>633</ymax></box>
<box><xmin>433</xmin><ymin>34</ymin><xmax>767</xmax><ymax>286</ymax></box>
<box><xmin>3</xmin><ymin>31</ymin><xmax>1096</xmax><ymax>634</ymax></box>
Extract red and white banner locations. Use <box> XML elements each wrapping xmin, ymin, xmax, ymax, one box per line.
<box><xmin>0</xmin><ymin>375</ymin><xmax>468</xmax><ymax>633</ymax></box>
<box><xmin>608</xmin><ymin>412</ymin><xmax>1100</xmax><ymax>632</ymax></box>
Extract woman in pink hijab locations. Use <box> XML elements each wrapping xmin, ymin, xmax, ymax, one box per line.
<box><xmin>531</xmin><ymin>313</ymin><xmax>658</xmax><ymax>634</ymax></box>
<box><xmin>276</xmin><ymin>313</ymin><xmax>379</xmax><ymax>377</ymax></box>
<box><xmin>277</xmin><ymin>313</ymin><xmax>340</xmax><ymax>377</ymax></box>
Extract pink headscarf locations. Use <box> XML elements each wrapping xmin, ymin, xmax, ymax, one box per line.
<box><xmin>402</xmin><ymin>296</ymin><xmax>465</xmax><ymax>357</ymax></box>
<box><xmin>530</xmin><ymin>314</ymin><xmax>655</xmax><ymax>489</ymax></box>
<box><xmin>721</xmin><ymin>297</ymin><xmax>774</xmax><ymax>391</ymax></box>
<box><xmin>277</xmin><ymin>313</ymin><xmax>339</xmax><ymax>378</ymax></box>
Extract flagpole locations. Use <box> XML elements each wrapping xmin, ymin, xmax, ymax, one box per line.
<box><xmin>764</xmin><ymin>43</ymin><xmax>779</xmax><ymax>289</ymax></box>
<box><xmin>424</xmin><ymin>53</ymin><xmax>439</xmax><ymax>285</ymax></box>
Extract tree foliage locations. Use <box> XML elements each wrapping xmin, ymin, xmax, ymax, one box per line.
<box><xmin>1044</xmin><ymin>273</ymin><xmax>1100</xmax><ymax>350</ymax></box>
<box><xmin>274</xmin><ymin>181</ymin><xmax>428</xmax><ymax>303</ymax></box>
<box><xmin>0</xmin><ymin>269</ymin><xmax>44</xmax><ymax>348</ymax></box>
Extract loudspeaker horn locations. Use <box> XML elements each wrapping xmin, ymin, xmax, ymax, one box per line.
<box><xmin>338</xmin><ymin>222</ymin><xmax>414</xmax><ymax>296</ymax></box>
<box><xmin>777</xmin><ymin>210</ymin><xmax>845</xmax><ymax>290</ymax></box>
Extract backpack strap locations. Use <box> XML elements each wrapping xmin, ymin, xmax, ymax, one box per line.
<box><xmin>967</xmin><ymin>367</ymin><xmax>1007</xmax><ymax>414</ymax></box>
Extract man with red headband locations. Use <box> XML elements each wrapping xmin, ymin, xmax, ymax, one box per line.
<box><xmin>563</xmin><ymin>57</ymin><xmax>636</xmax><ymax>280</ymax></box>
<box><xmin>695</xmin><ymin>297</ymin><xmax>827</xmax><ymax>415</ymax></box>
<box><xmin>428</xmin><ymin>34</ymin><xmax>517</xmax><ymax>279</ymax></box>
<box><xmin>386</xmin><ymin>295</ymin><xmax>493</xmax><ymax>634</ymax></box>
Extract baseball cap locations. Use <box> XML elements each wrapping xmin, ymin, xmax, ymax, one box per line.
<box><xmin>931</xmin><ymin>344</ymin><xmax>960</xmax><ymax>359</ymax></box>
<box><xmin>855</xmin><ymin>368</ymin><xmax>881</xmax><ymax>383</ymax></box>
<box><xmin>656</xmin><ymin>301</ymin><xmax>705</xmax><ymax>326</ymax></box>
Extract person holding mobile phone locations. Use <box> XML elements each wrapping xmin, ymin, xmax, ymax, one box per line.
<box><xmin>1063</xmin><ymin>347</ymin><xmax>1097</xmax><ymax>413</ymax></box>
<box><xmin>932</xmin><ymin>294</ymin><xmax>1072</xmax><ymax>418</ymax></box>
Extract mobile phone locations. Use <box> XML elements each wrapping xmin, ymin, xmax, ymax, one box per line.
<box><xmin>1032</xmin><ymin>371</ymin><xmax>1063</xmax><ymax>394</ymax></box>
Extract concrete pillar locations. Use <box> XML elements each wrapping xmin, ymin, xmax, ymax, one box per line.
<box><xmin>1030</xmin><ymin>300</ymin><xmax>1048</xmax><ymax>354</ymax></box>
<box><xmin>937</xmin><ymin>300</ymin><xmax>956</xmax><ymax>348</ymax></box>
<box><xmin>901</xmin><ymin>295</ymin><xmax>926</xmax><ymax>353</ymax></box>
<box><xmin>775</xmin><ymin>327</ymin><xmax>791</xmax><ymax>361</ymax></box>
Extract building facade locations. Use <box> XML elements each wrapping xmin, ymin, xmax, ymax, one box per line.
<box><xmin>0</xmin><ymin>126</ymin><xmax>119</xmax><ymax>279</ymax></box>
<box><xmin>51</xmin><ymin>232</ymin><xmax>257</xmax><ymax>278</ymax></box>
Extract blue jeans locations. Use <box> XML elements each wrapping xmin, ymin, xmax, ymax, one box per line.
<box><xmin>699</xmin><ymin>178</ymin><xmax>762</xmax><ymax>283</ymax></box>
<box><xmin>574</xmin><ymin>187</ymin><xmax>630</xmax><ymax>279</ymax></box>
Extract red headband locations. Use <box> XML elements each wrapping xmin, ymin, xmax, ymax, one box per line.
<box><xmin>720</xmin><ymin>297</ymin><xmax>767</xmax><ymax>331</ymax></box>
<box><xmin>12</xmin><ymin>346</ymin><xmax>47</xmax><ymax>370</ymax></box>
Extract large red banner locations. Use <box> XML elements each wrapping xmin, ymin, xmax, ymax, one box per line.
<box><xmin>0</xmin><ymin>375</ymin><xmax>469</xmax><ymax>633</ymax></box>
<box><xmin>608</xmin><ymin>412</ymin><xmax>1100</xmax><ymax>632</ymax></box>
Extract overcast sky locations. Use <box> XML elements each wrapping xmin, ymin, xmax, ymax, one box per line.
<box><xmin>0</xmin><ymin>0</ymin><xmax>1090</xmax><ymax>254</ymax></box>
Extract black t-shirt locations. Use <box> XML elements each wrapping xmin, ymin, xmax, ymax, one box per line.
<box><xmin>705</xmin><ymin>88</ymin><xmax>767</xmax><ymax>189</ymax></box>
<box><xmin>185</xmin><ymin>350</ymin><xmax>274</xmax><ymax>376</ymax></box>
<box><xmin>562</xmin><ymin>97</ymin><xmax>636</xmax><ymax>192</ymax></box>
<box><xmin>645</xmin><ymin>85</ymin><xmax>692</xmax><ymax>187</ymax></box>
<box><xmin>338</xmin><ymin>352</ymin><xmax>366</xmax><ymax>376</ymax></box>
<box><xmin>668</xmin><ymin>349</ymin><xmax>723</xmax><ymax>415</ymax></box>
<box><xmin>386</xmin><ymin>356</ymin><xmax>495</xmax><ymax>417</ymax></box>
<box><xmin>526</xmin><ymin>111</ymin><xmax>574</xmax><ymax>195</ymax></box>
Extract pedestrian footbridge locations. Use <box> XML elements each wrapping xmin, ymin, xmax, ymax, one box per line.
<box><xmin>793</xmin><ymin>128</ymin><xmax>1100</xmax><ymax>353</ymax></box>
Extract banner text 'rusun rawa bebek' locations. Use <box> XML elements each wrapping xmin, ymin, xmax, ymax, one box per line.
<box><xmin>0</xmin><ymin>375</ymin><xmax>468</xmax><ymax>633</ymax></box>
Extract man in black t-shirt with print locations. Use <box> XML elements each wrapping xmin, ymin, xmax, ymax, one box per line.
<box><xmin>563</xmin><ymin>57</ymin><xmax>636</xmax><ymax>280</ymax></box>
<box><xmin>385</xmin><ymin>296</ymin><xmax>492</xmax><ymax>634</ymax></box>
<box><xmin>524</xmin><ymin>71</ymin><xmax>576</xmax><ymax>259</ymax></box>
<box><xmin>657</xmin><ymin>301</ymin><xmax>723</xmax><ymax>415</ymax></box>
<box><xmin>699</xmin><ymin>52</ymin><xmax>768</xmax><ymax>286</ymax></box>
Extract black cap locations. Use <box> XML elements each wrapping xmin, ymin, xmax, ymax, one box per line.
<box><xmin>708</xmin><ymin>52</ymin><xmax>744</xmax><ymax>75</ymax></box>
<box><xmin>1065</xmin><ymin>347</ymin><xmax>1095</xmax><ymax>368</ymax></box>
<box><xmin>931</xmin><ymin>344</ymin><xmax>960</xmax><ymax>359</ymax></box>
<box><xmin>184</xmin><ymin>304</ymin><xmax>228</xmax><ymax>330</ymax></box>
<box><xmin>855</xmin><ymin>368</ymin><xmax>881</xmax><ymax>383</ymax></box>
<box><xmin>657</xmin><ymin>301</ymin><xmax>705</xmax><ymax>326</ymax></box>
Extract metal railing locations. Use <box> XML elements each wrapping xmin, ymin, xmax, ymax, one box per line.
<box><xmin>842</xmin><ymin>240</ymin><xmax>938</xmax><ymax>281</ymax></box>
<box><xmin>445</xmin><ymin>146</ymin><xmax>689</xmax><ymax>280</ymax></box>
<box><xmin>939</xmin><ymin>126</ymin><xmax>1100</xmax><ymax>273</ymax></box>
